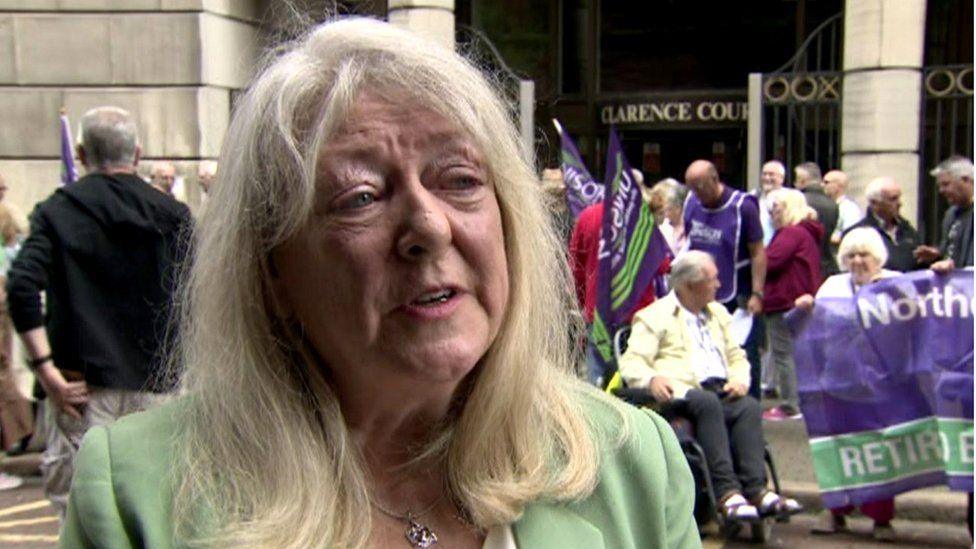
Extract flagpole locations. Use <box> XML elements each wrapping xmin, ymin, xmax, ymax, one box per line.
<box><xmin>551</xmin><ymin>118</ymin><xmax>564</xmax><ymax>136</ymax></box>
<box><xmin>59</xmin><ymin>107</ymin><xmax>78</xmax><ymax>185</ymax></box>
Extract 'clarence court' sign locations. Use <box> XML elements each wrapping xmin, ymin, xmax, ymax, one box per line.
<box><xmin>599</xmin><ymin>95</ymin><xmax>748</xmax><ymax>128</ymax></box>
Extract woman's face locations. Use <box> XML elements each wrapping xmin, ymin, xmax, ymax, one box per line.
<box><xmin>272</xmin><ymin>95</ymin><xmax>510</xmax><ymax>388</ymax></box>
<box><xmin>666</xmin><ymin>204</ymin><xmax>683</xmax><ymax>227</ymax></box>
<box><xmin>846</xmin><ymin>250</ymin><xmax>881</xmax><ymax>286</ymax></box>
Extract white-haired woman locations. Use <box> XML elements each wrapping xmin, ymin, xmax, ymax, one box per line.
<box><xmin>761</xmin><ymin>188</ymin><xmax>823</xmax><ymax>421</ymax></box>
<box><xmin>794</xmin><ymin>227</ymin><xmax>897</xmax><ymax>541</ymax></box>
<box><xmin>60</xmin><ymin>18</ymin><xmax>698</xmax><ymax>548</ymax></box>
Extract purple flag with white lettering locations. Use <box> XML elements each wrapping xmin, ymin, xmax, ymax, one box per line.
<box><xmin>554</xmin><ymin>119</ymin><xmax>604</xmax><ymax>219</ymax></box>
<box><xmin>590</xmin><ymin>127</ymin><xmax>671</xmax><ymax>379</ymax></box>
<box><xmin>787</xmin><ymin>270</ymin><xmax>973</xmax><ymax>508</ymax></box>
<box><xmin>59</xmin><ymin>110</ymin><xmax>77</xmax><ymax>185</ymax></box>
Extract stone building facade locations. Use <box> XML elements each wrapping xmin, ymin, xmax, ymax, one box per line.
<box><xmin>0</xmin><ymin>1</ymin><xmax>263</xmax><ymax>213</ymax></box>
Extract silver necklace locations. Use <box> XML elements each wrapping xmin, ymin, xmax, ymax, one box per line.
<box><xmin>373</xmin><ymin>498</ymin><xmax>441</xmax><ymax>548</ymax></box>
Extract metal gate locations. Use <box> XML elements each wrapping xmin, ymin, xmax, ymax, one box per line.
<box><xmin>748</xmin><ymin>13</ymin><xmax>843</xmax><ymax>190</ymax></box>
<box><xmin>918</xmin><ymin>64</ymin><xmax>974</xmax><ymax>243</ymax></box>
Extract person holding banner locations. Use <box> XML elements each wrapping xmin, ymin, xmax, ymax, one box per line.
<box><xmin>915</xmin><ymin>156</ymin><xmax>974</xmax><ymax>272</ymax></box>
<box><xmin>569</xmin><ymin>166</ymin><xmax>664</xmax><ymax>386</ymax></box>
<box><xmin>794</xmin><ymin>227</ymin><xmax>898</xmax><ymax>540</ymax></box>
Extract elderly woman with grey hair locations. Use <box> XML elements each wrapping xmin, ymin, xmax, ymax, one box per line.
<box><xmin>648</xmin><ymin>178</ymin><xmax>689</xmax><ymax>254</ymax></box>
<box><xmin>794</xmin><ymin>227</ymin><xmax>898</xmax><ymax>540</ymax></box>
<box><xmin>795</xmin><ymin>227</ymin><xmax>897</xmax><ymax>307</ymax></box>
<box><xmin>60</xmin><ymin>18</ymin><xmax>698</xmax><ymax>549</ymax></box>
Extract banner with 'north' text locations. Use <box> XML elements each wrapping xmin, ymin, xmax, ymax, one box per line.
<box><xmin>788</xmin><ymin>270</ymin><xmax>973</xmax><ymax>508</ymax></box>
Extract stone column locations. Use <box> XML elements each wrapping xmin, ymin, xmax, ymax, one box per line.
<box><xmin>0</xmin><ymin>0</ymin><xmax>262</xmax><ymax>214</ymax></box>
<box><xmin>388</xmin><ymin>0</ymin><xmax>455</xmax><ymax>50</ymax></box>
<box><xmin>840</xmin><ymin>0</ymin><xmax>927</xmax><ymax>223</ymax></box>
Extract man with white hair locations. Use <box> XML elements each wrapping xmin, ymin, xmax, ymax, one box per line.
<box><xmin>756</xmin><ymin>160</ymin><xmax>786</xmax><ymax>245</ymax></box>
<box><xmin>197</xmin><ymin>160</ymin><xmax>218</xmax><ymax>196</ymax></box>
<box><xmin>6</xmin><ymin>106</ymin><xmax>190</xmax><ymax>517</ymax></box>
<box><xmin>914</xmin><ymin>156</ymin><xmax>974</xmax><ymax>272</ymax></box>
<box><xmin>845</xmin><ymin>176</ymin><xmax>921</xmax><ymax>272</ymax></box>
<box><xmin>620</xmin><ymin>251</ymin><xmax>801</xmax><ymax>523</ymax></box>
<box><xmin>150</xmin><ymin>161</ymin><xmax>176</xmax><ymax>196</ymax></box>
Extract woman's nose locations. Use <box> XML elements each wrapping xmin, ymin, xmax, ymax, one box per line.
<box><xmin>395</xmin><ymin>182</ymin><xmax>452</xmax><ymax>261</ymax></box>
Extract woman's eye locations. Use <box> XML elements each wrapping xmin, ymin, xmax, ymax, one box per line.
<box><xmin>449</xmin><ymin>176</ymin><xmax>480</xmax><ymax>190</ymax></box>
<box><xmin>337</xmin><ymin>191</ymin><xmax>376</xmax><ymax>210</ymax></box>
<box><xmin>440</xmin><ymin>170</ymin><xmax>484</xmax><ymax>192</ymax></box>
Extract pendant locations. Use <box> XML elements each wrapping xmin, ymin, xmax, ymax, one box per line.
<box><xmin>405</xmin><ymin>517</ymin><xmax>438</xmax><ymax>548</ymax></box>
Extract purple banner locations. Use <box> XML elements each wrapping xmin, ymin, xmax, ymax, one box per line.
<box><xmin>555</xmin><ymin>120</ymin><xmax>603</xmax><ymax>219</ymax></box>
<box><xmin>788</xmin><ymin>270</ymin><xmax>974</xmax><ymax>507</ymax></box>
<box><xmin>592</xmin><ymin>127</ymin><xmax>670</xmax><ymax>373</ymax></box>
<box><xmin>60</xmin><ymin>112</ymin><xmax>77</xmax><ymax>185</ymax></box>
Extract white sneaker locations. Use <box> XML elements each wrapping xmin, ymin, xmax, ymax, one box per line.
<box><xmin>0</xmin><ymin>472</ymin><xmax>23</xmax><ymax>491</ymax></box>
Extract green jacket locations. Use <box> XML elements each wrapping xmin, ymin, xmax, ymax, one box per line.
<box><xmin>61</xmin><ymin>396</ymin><xmax>700</xmax><ymax>548</ymax></box>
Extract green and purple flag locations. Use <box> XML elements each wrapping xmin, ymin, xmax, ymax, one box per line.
<box><xmin>553</xmin><ymin>119</ymin><xmax>603</xmax><ymax>219</ymax></box>
<box><xmin>59</xmin><ymin>109</ymin><xmax>78</xmax><ymax>185</ymax></box>
<box><xmin>590</xmin><ymin>127</ymin><xmax>671</xmax><ymax>379</ymax></box>
<box><xmin>788</xmin><ymin>270</ymin><xmax>974</xmax><ymax>508</ymax></box>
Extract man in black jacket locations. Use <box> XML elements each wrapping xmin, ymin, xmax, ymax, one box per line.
<box><xmin>6</xmin><ymin>106</ymin><xmax>191</xmax><ymax>517</ymax></box>
<box><xmin>914</xmin><ymin>156</ymin><xmax>974</xmax><ymax>272</ymax></box>
<box><xmin>845</xmin><ymin>176</ymin><xmax>922</xmax><ymax>272</ymax></box>
<box><xmin>794</xmin><ymin>162</ymin><xmax>839</xmax><ymax>276</ymax></box>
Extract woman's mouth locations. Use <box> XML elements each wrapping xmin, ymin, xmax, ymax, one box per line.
<box><xmin>413</xmin><ymin>289</ymin><xmax>457</xmax><ymax>306</ymax></box>
<box><xmin>400</xmin><ymin>288</ymin><xmax>462</xmax><ymax>320</ymax></box>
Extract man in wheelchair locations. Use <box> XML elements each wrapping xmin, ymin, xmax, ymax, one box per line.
<box><xmin>617</xmin><ymin>251</ymin><xmax>802</xmax><ymax>525</ymax></box>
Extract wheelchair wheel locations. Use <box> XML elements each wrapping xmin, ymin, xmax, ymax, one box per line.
<box><xmin>721</xmin><ymin>520</ymin><xmax>743</xmax><ymax>541</ymax></box>
<box><xmin>750</xmin><ymin>519</ymin><xmax>772</xmax><ymax>543</ymax></box>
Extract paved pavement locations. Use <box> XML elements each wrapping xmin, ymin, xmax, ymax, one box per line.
<box><xmin>701</xmin><ymin>513</ymin><xmax>972</xmax><ymax>548</ymax></box>
<box><xmin>0</xmin><ymin>477</ymin><xmax>58</xmax><ymax>548</ymax></box>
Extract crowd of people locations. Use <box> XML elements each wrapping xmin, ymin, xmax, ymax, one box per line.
<box><xmin>566</xmin><ymin>151</ymin><xmax>973</xmax><ymax>540</ymax></box>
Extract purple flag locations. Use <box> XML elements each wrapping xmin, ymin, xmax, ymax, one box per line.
<box><xmin>788</xmin><ymin>270</ymin><xmax>973</xmax><ymax>508</ymax></box>
<box><xmin>590</xmin><ymin>127</ymin><xmax>671</xmax><ymax>377</ymax></box>
<box><xmin>59</xmin><ymin>110</ymin><xmax>78</xmax><ymax>185</ymax></box>
<box><xmin>554</xmin><ymin>119</ymin><xmax>603</xmax><ymax>219</ymax></box>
